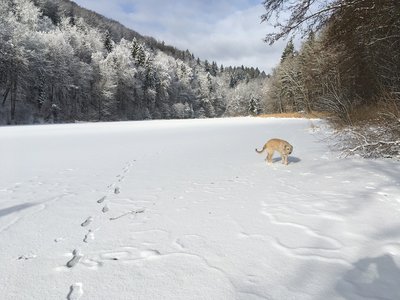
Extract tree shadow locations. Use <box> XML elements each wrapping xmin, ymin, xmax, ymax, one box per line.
<box><xmin>0</xmin><ymin>203</ymin><xmax>37</xmax><ymax>218</ymax></box>
<box><xmin>336</xmin><ymin>254</ymin><xmax>400</xmax><ymax>300</ymax></box>
<box><xmin>274</xmin><ymin>151</ymin><xmax>400</xmax><ymax>298</ymax></box>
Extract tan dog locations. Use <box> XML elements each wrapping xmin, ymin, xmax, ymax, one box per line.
<box><xmin>255</xmin><ymin>138</ymin><xmax>293</xmax><ymax>165</ymax></box>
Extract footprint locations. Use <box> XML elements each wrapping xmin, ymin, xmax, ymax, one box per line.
<box><xmin>114</xmin><ymin>187</ymin><xmax>120</xmax><ymax>194</ymax></box>
<box><xmin>83</xmin><ymin>230</ymin><xmax>94</xmax><ymax>243</ymax></box>
<box><xmin>97</xmin><ymin>196</ymin><xmax>106</xmax><ymax>204</ymax></box>
<box><xmin>66</xmin><ymin>249</ymin><xmax>83</xmax><ymax>268</ymax></box>
<box><xmin>67</xmin><ymin>282</ymin><xmax>83</xmax><ymax>300</ymax></box>
<box><xmin>102</xmin><ymin>205</ymin><xmax>109</xmax><ymax>213</ymax></box>
<box><xmin>17</xmin><ymin>253</ymin><xmax>37</xmax><ymax>260</ymax></box>
<box><xmin>81</xmin><ymin>217</ymin><xmax>93</xmax><ymax>227</ymax></box>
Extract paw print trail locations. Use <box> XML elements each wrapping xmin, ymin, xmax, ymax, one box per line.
<box><xmin>63</xmin><ymin>160</ymin><xmax>136</xmax><ymax>297</ymax></box>
<box><xmin>97</xmin><ymin>161</ymin><xmax>135</xmax><ymax>210</ymax></box>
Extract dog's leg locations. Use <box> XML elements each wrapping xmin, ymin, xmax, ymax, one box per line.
<box><xmin>267</xmin><ymin>150</ymin><xmax>274</xmax><ymax>163</ymax></box>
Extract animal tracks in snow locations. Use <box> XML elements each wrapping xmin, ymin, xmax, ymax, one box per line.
<box><xmin>67</xmin><ymin>283</ymin><xmax>83</xmax><ymax>300</ymax></box>
<box><xmin>97</xmin><ymin>161</ymin><xmax>135</xmax><ymax>204</ymax></box>
<box><xmin>102</xmin><ymin>205</ymin><xmax>109</xmax><ymax>213</ymax></box>
<box><xmin>66</xmin><ymin>249</ymin><xmax>83</xmax><ymax>268</ymax></box>
<box><xmin>62</xmin><ymin>161</ymin><xmax>139</xmax><ymax>297</ymax></box>
<box><xmin>80</xmin><ymin>216</ymin><xmax>93</xmax><ymax>227</ymax></box>
<box><xmin>96</xmin><ymin>196</ymin><xmax>106</xmax><ymax>204</ymax></box>
<box><xmin>83</xmin><ymin>229</ymin><xmax>95</xmax><ymax>243</ymax></box>
<box><xmin>93</xmin><ymin>160</ymin><xmax>135</xmax><ymax>213</ymax></box>
<box><xmin>17</xmin><ymin>253</ymin><xmax>37</xmax><ymax>260</ymax></box>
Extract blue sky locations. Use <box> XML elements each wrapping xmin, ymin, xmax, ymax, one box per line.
<box><xmin>73</xmin><ymin>0</ymin><xmax>286</xmax><ymax>73</ymax></box>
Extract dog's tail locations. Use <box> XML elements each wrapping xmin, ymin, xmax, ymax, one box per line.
<box><xmin>255</xmin><ymin>144</ymin><xmax>266</xmax><ymax>154</ymax></box>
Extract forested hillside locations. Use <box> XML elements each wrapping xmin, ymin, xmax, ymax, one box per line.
<box><xmin>0</xmin><ymin>0</ymin><xmax>267</xmax><ymax>125</ymax></box>
<box><xmin>261</xmin><ymin>0</ymin><xmax>399</xmax><ymax>159</ymax></box>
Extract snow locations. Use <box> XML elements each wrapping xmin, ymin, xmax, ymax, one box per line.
<box><xmin>0</xmin><ymin>117</ymin><xmax>399</xmax><ymax>300</ymax></box>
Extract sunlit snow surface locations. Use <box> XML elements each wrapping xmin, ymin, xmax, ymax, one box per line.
<box><xmin>1</xmin><ymin>117</ymin><xmax>399</xmax><ymax>299</ymax></box>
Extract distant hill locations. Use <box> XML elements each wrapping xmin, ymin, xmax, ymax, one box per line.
<box><xmin>0</xmin><ymin>0</ymin><xmax>267</xmax><ymax>124</ymax></box>
<box><xmin>36</xmin><ymin>0</ymin><xmax>190</xmax><ymax>60</ymax></box>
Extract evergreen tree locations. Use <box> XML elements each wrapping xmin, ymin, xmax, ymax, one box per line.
<box><xmin>210</xmin><ymin>61</ymin><xmax>218</xmax><ymax>76</ymax></box>
<box><xmin>281</xmin><ymin>38</ymin><xmax>294</xmax><ymax>63</ymax></box>
<box><xmin>104</xmin><ymin>30</ymin><xmax>113</xmax><ymax>53</ymax></box>
<box><xmin>204</xmin><ymin>60</ymin><xmax>210</xmax><ymax>73</ymax></box>
<box><xmin>249</xmin><ymin>96</ymin><xmax>260</xmax><ymax>116</ymax></box>
<box><xmin>136</xmin><ymin>45</ymin><xmax>146</xmax><ymax>67</ymax></box>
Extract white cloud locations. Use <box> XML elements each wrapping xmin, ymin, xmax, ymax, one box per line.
<box><xmin>174</xmin><ymin>5</ymin><xmax>286</xmax><ymax>72</ymax></box>
<box><xmin>73</xmin><ymin>0</ymin><xmax>286</xmax><ymax>73</ymax></box>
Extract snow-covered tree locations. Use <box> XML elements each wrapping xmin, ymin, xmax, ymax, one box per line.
<box><xmin>0</xmin><ymin>0</ymin><xmax>41</xmax><ymax>123</ymax></box>
<box><xmin>0</xmin><ymin>0</ymin><xmax>266</xmax><ymax>124</ymax></box>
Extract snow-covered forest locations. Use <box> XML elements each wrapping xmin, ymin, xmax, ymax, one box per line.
<box><xmin>261</xmin><ymin>0</ymin><xmax>400</xmax><ymax>159</ymax></box>
<box><xmin>0</xmin><ymin>0</ymin><xmax>267</xmax><ymax>125</ymax></box>
<box><xmin>263</xmin><ymin>0</ymin><xmax>400</xmax><ymax>121</ymax></box>
<box><xmin>1</xmin><ymin>0</ymin><xmax>399</xmax><ymax>159</ymax></box>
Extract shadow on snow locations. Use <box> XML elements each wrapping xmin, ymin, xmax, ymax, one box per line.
<box><xmin>336</xmin><ymin>254</ymin><xmax>400</xmax><ymax>300</ymax></box>
<box><xmin>271</xmin><ymin>156</ymin><xmax>301</xmax><ymax>164</ymax></box>
<box><xmin>0</xmin><ymin>203</ymin><xmax>37</xmax><ymax>218</ymax></box>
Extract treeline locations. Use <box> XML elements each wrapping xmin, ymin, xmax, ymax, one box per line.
<box><xmin>262</xmin><ymin>0</ymin><xmax>400</xmax><ymax>126</ymax></box>
<box><xmin>0</xmin><ymin>0</ymin><xmax>267</xmax><ymax>125</ymax></box>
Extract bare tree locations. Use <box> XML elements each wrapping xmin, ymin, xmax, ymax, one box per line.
<box><xmin>261</xmin><ymin>0</ymin><xmax>383</xmax><ymax>44</ymax></box>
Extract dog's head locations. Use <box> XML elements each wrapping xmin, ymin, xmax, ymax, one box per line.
<box><xmin>284</xmin><ymin>143</ymin><xmax>293</xmax><ymax>155</ymax></box>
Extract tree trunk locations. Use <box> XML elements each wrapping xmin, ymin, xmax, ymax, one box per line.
<box><xmin>10</xmin><ymin>78</ymin><xmax>17</xmax><ymax>124</ymax></box>
<box><xmin>2</xmin><ymin>84</ymin><xmax>10</xmax><ymax>107</ymax></box>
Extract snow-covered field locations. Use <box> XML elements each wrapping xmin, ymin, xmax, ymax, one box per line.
<box><xmin>1</xmin><ymin>117</ymin><xmax>399</xmax><ymax>300</ymax></box>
